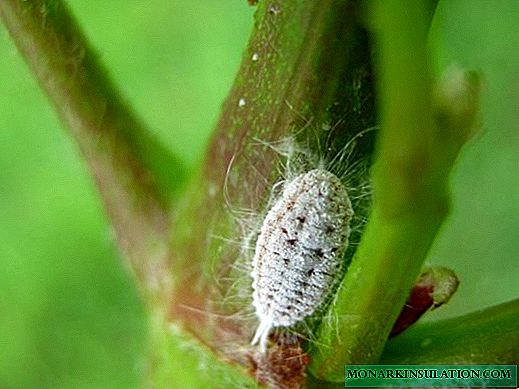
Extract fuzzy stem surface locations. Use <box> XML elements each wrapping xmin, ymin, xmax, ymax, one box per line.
<box><xmin>167</xmin><ymin>0</ymin><xmax>376</xmax><ymax>384</ymax></box>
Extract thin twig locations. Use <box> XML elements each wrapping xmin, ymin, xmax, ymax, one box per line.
<box><xmin>0</xmin><ymin>0</ymin><xmax>181</xmax><ymax>292</ymax></box>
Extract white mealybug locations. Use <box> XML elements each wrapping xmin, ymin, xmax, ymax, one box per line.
<box><xmin>250</xmin><ymin>168</ymin><xmax>353</xmax><ymax>352</ymax></box>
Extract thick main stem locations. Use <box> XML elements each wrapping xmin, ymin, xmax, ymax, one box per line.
<box><xmin>167</xmin><ymin>0</ymin><xmax>376</xmax><ymax>384</ymax></box>
<box><xmin>0</xmin><ymin>0</ymin><xmax>182</xmax><ymax>293</ymax></box>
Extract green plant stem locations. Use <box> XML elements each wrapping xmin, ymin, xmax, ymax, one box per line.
<box><xmin>167</xmin><ymin>0</ymin><xmax>376</xmax><ymax>383</ymax></box>
<box><xmin>309</xmin><ymin>0</ymin><xmax>475</xmax><ymax>381</ymax></box>
<box><xmin>381</xmin><ymin>298</ymin><xmax>519</xmax><ymax>363</ymax></box>
<box><xmin>0</xmin><ymin>0</ymin><xmax>182</xmax><ymax>292</ymax></box>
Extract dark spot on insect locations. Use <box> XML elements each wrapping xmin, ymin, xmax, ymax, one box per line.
<box><xmin>287</xmin><ymin>238</ymin><xmax>297</xmax><ymax>246</ymax></box>
<box><xmin>296</xmin><ymin>215</ymin><xmax>306</xmax><ymax>224</ymax></box>
<box><xmin>331</xmin><ymin>247</ymin><xmax>338</xmax><ymax>253</ymax></box>
<box><xmin>307</xmin><ymin>268</ymin><xmax>314</xmax><ymax>276</ymax></box>
<box><xmin>286</xmin><ymin>306</ymin><xmax>292</xmax><ymax>310</ymax></box>
<box><xmin>283</xmin><ymin>258</ymin><xmax>290</xmax><ymax>265</ymax></box>
<box><xmin>295</xmin><ymin>290</ymin><xmax>303</xmax><ymax>296</ymax></box>
<box><xmin>325</xmin><ymin>225</ymin><xmax>335</xmax><ymax>234</ymax></box>
<box><xmin>267</xmin><ymin>294</ymin><xmax>274</xmax><ymax>300</ymax></box>
<box><xmin>281</xmin><ymin>227</ymin><xmax>288</xmax><ymax>234</ymax></box>
<box><xmin>273</xmin><ymin>251</ymin><xmax>280</xmax><ymax>256</ymax></box>
<box><xmin>314</xmin><ymin>248</ymin><xmax>324</xmax><ymax>258</ymax></box>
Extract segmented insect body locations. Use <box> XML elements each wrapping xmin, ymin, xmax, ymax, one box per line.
<box><xmin>251</xmin><ymin>168</ymin><xmax>353</xmax><ymax>352</ymax></box>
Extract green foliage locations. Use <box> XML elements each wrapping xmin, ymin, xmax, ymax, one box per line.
<box><xmin>1</xmin><ymin>0</ymin><xmax>518</xmax><ymax>387</ymax></box>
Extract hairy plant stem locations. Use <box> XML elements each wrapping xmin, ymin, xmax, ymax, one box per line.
<box><xmin>0</xmin><ymin>0</ymin><xmax>182</xmax><ymax>296</ymax></box>
<box><xmin>167</xmin><ymin>0</ymin><xmax>376</xmax><ymax>384</ymax></box>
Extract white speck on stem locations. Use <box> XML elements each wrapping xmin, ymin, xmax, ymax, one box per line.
<box><xmin>250</xmin><ymin>168</ymin><xmax>353</xmax><ymax>352</ymax></box>
<box><xmin>268</xmin><ymin>3</ymin><xmax>281</xmax><ymax>15</ymax></box>
<box><xmin>252</xmin><ymin>53</ymin><xmax>259</xmax><ymax>62</ymax></box>
<box><xmin>322</xmin><ymin>123</ymin><xmax>331</xmax><ymax>131</ymax></box>
<box><xmin>238</xmin><ymin>98</ymin><xmax>246</xmax><ymax>107</ymax></box>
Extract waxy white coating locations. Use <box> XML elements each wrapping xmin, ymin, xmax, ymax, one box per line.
<box><xmin>251</xmin><ymin>168</ymin><xmax>353</xmax><ymax>352</ymax></box>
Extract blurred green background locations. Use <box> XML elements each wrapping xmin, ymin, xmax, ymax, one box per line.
<box><xmin>0</xmin><ymin>0</ymin><xmax>518</xmax><ymax>388</ymax></box>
